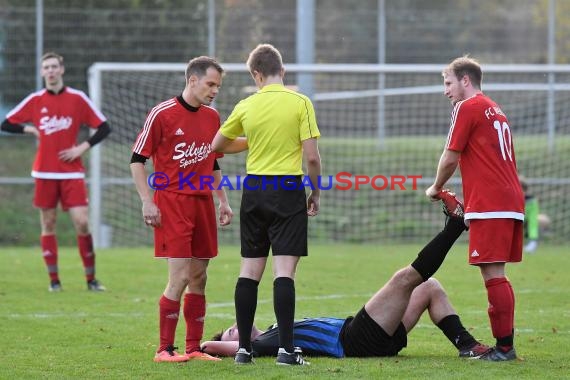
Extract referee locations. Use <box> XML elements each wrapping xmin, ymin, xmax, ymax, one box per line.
<box><xmin>212</xmin><ymin>43</ymin><xmax>321</xmax><ymax>366</ymax></box>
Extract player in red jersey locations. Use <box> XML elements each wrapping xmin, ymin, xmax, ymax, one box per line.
<box><xmin>426</xmin><ymin>56</ymin><xmax>524</xmax><ymax>361</ymax></box>
<box><xmin>130</xmin><ymin>56</ymin><xmax>233</xmax><ymax>363</ymax></box>
<box><xmin>1</xmin><ymin>52</ymin><xmax>111</xmax><ymax>292</ymax></box>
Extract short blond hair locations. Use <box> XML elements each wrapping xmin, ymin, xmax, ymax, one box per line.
<box><xmin>445</xmin><ymin>55</ymin><xmax>482</xmax><ymax>89</ymax></box>
<box><xmin>246</xmin><ymin>43</ymin><xmax>283</xmax><ymax>77</ymax></box>
<box><xmin>41</xmin><ymin>52</ymin><xmax>64</xmax><ymax>66</ymax></box>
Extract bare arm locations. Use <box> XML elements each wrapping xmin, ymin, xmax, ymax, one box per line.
<box><xmin>130</xmin><ymin>162</ymin><xmax>161</xmax><ymax>227</ymax></box>
<box><xmin>303</xmin><ymin>137</ymin><xmax>321</xmax><ymax>216</ymax></box>
<box><xmin>212</xmin><ymin>130</ymin><xmax>248</xmax><ymax>153</ymax></box>
<box><xmin>425</xmin><ymin>149</ymin><xmax>460</xmax><ymax>200</ymax></box>
<box><xmin>200</xmin><ymin>340</ymin><xmax>239</xmax><ymax>357</ymax></box>
<box><xmin>212</xmin><ymin>169</ymin><xmax>233</xmax><ymax>226</ymax></box>
<box><xmin>59</xmin><ymin>122</ymin><xmax>111</xmax><ymax>162</ymax></box>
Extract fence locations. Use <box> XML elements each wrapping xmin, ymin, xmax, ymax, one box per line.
<box><xmin>86</xmin><ymin>62</ymin><xmax>570</xmax><ymax>247</ymax></box>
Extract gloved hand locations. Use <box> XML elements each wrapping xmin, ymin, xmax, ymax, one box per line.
<box><xmin>524</xmin><ymin>240</ymin><xmax>538</xmax><ymax>253</ymax></box>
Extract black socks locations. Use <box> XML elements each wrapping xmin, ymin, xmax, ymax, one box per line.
<box><xmin>235</xmin><ymin>277</ymin><xmax>259</xmax><ymax>351</ymax></box>
<box><xmin>274</xmin><ymin>277</ymin><xmax>296</xmax><ymax>353</ymax></box>
<box><xmin>411</xmin><ymin>217</ymin><xmax>466</xmax><ymax>281</ymax></box>
<box><xmin>437</xmin><ymin>314</ymin><xmax>477</xmax><ymax>349</ymax></box>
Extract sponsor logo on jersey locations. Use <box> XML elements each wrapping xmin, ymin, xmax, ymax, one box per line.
<box><xmin>172</xmin><ymin>141</ymin><xmax>212</xmax><ymax>168</ymax></box>
<box><xmin>41</xmin><ymin>107</ymin><xmax>49</xmax><ymax>113</ymax></box>
<box><xmin>175</xmin><ymin>128</ymin><xmax>184</xmax><ymax>135</ymax></box>
<box><xmin>38</xmin><ymin>115</ymin><xmax>73</xmax><ymax>135</ymax></box>
<box><xmin>471</xmin><ymin>250</ymin><xmax>480</xmax><ymax>257</ymax></box>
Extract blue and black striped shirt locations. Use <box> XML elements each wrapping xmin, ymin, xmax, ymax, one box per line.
<box><xmin>253</xmin><ymin>317</ymin><xmax>346</xmax><ymax>358</ymax></box>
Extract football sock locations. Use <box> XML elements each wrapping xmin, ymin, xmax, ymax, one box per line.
<box><xmin>497</xmin><ymin>331</ymin><xmax>514</xmax><ymax>352</ymax></box>
<box><xmin>411</xmin><ymin>217</ymin><xmax>465</xmax><ymax>281</ymax></box>
<box><xmin>41</xmin><ymin>235</ymin><xmax>59</xmax><ymax>282</ymax></box>
<box><xmin>183</xmin><ymin>293</ymin><xmax>205</xmax><ymax>354</ymax></box>
<box><xmin>436</xmin><ymin>314</ymin><xmax>477</xmax><ymax>350</ymax></box>
<box><xmin>485</xmin><ymin>277</ymin><xmax>515</xmax><ymax>350</ymax></box>
<box><xmin>235</xmin><ymin>277</ymin><xmax>259</xmax><ymax>352</ymax></box>
<box><xmin>273</xmin><ymin>277</ymin><xmax>295</xmax><ymax>353</ymax></box>
<box><xmin>158</xmin><ymin>295</ymin><xmax>181</xmax><ymax>352</ymax></box>
<box><xmin>77</xmin><ymin>234</ymin><xmax>95</xmax><ymax>282</ymax></box>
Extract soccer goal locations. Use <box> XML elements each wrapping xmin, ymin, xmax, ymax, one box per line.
<box><xmin>88</xmin><ymin>62</ymin><xmax>570</xmax><ymax>248</ymax></box>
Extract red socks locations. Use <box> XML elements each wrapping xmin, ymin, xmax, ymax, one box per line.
<box><xmin>183</xmin><ymin>293</ymin><xmax>206</xmax><ymax>354</ymax></box>
<box><xmin>42</xmin><ymin>234</ymin><xmax>97</xmax><ymax>283</ymax></box>
<box><xmin>157</xmin><ymin>293</ymin><xmax>206</xmax><ymax>354</ymax></box>
<box><xmin>41</xmin><ymin>235</ymin><xmax>59</xmax><ymax>282</ymax></box>
<box><xmin>158</xmin><ymin>295</ymin><xmax>181</xmax><ymax>352</ymax></box>
<box><xmin>77</xmin><ymin>234</ymin><xmax>95</xmax><ymax>282</ymax></box>
<box><xmin>485</xmin><ymin>277</ymin><xmax>515</xmax><ymax>350</ymax></box>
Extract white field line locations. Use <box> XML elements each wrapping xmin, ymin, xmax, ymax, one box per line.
<box><xmin>4</xmin><ymin>293</ymin><xmax>569</xmax><ymax>334</ymax></box>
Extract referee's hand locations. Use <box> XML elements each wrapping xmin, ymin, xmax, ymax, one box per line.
<box><xmin>307</xmin><ymin>192</ymin><xmax>320</xmax><ymax>216</ymax></box>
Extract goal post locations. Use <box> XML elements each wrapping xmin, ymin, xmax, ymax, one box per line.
<box><xmin>88</xmin><ymin>62</ymin><xmax>570</xmax><ymax>248</ymax></box>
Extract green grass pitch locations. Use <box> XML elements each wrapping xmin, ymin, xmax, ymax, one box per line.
<box><xmin>1</xmin><ymin>243</ymin><xmax>569</xmax><ymax>379</ymax></box>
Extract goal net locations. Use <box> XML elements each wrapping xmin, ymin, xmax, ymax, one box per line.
<box><xmin>88</xmin><ymin>63</ymin><xmax>570</xmax><ymax>247</ymax></box>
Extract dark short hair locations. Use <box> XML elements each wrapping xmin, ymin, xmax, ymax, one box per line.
<box><xmin>246</xmin><ymin>43</ymin><xmax>283</xmax><ymax>77</ymax></box>
<box><xmin>446</xmin><ymin>55</ymin><xmax>482</xmax><ymax>89</ymax></box>
<box><xmin>210</xmin><ymin>330</ymin><xmax>223</xmax><ymax>341</ymax></box>
<box><xmin>185</xmin><ymin>56</ymin><xmax>224</xmax><ymax>81</ymax></box>
<box><xmin>41</xmin><ymin>52</ymin><xmax>64</xmax><ymax>66</ymax></box>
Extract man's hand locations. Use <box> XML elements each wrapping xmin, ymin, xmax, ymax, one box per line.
<box><xmin>23</xmin><ymin>125</ymin><xmax>40</xmax><ymax>139</ymax></box>
<box><xmin>59</xmin><ymin>142</ymin><xmax>90</xmax><ymax>162</ymax></box>
<box><xmin>218</xmin><ymin>202</ymin><xmax>233</xmax><ymax>226</ymax></box>
<box><xmin>142</xmin><ymin>199</ymin><xmax>161</xmax><ymax>228</ymax></box>
<box><xmin>425</xmin><ymin>184</ymin><xmax>443</xmax><ymax>202</ymax></box>
<box><xmin>307</xmin><ymin>191</ymin><xmax>320</xmax><ymax>216</ymax></box>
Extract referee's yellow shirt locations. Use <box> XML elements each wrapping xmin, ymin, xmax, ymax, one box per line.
<box><xmin>220</xmin><ymin>83</ymin><xmax>320</xmax><ymax>175</ymax></box>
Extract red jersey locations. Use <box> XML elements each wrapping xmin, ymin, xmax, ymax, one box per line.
<box><xmin>132</xmin><ymin>96</ymin><xmax>222</xmax><ymax>196</ymax></box>
<box><xmin>6</xmin><ymin>87</ymin><xmax>106</xmax><ymax>179</ymax></box>
<box><xmin>446</xmin><ymin>93</ymin><xmax>524</xmax><ymax>221</ymax></box>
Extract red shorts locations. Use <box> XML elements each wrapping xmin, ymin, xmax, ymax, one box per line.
<box><xmin>33</xmin><ymin>178</ymin><xmax>89</xmax><ymax>211</ymax></box>
<box><xmin>153</xmin><ymin>191</ymin><xmax>218</xmax><ymax>259</ymax></box>
<box><xmin>468</xmin><ymin>219</ymin><xmax>523</xmax><ymax>265</ymax></box>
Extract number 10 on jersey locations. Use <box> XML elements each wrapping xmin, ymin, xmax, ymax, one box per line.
<box><xmin>493</xmin><ymin>120</ymin><xmax>513</xmax><ymax>161</ymax></box>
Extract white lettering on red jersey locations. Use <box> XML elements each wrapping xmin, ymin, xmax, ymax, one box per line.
<box><xmin>39</xmin><ymin>115</ymin><xmax>73</xmax><ymax>135</ymax></box>
<box><xmin>6</xmin><ymin>87</ymin><xmax>107</xmax><ymax>179</ymax></box>
<box><xmin>133</xmin><ymin>96</ymin><xmax>223</xmax><ymax>195</ymax></box>
<box><xmin>446</xmin><ymin>93</ymin><xmax>524</xmax><ymax>220</ymax></box>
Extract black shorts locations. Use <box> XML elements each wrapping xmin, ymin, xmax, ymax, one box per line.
<box><xmin>240</xmin><ymin>175</ymin><xmax>308</xmax><ymax>258</ymax></box>
<box><xmin>340</xmin><ymin>307</ymin><xmax>407</xmax><ymax>357</ymax></box>
<box><xmin>251</xmin><ymin>323</ymin><xmax>279</xmax><ymax>356</ymax></box>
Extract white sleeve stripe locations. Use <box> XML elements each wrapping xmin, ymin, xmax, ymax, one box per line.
<box><xmin>66</xmin><ymin>87</ymin><xmax>107</xmax><ymax>122</ymax></box>
<box><xmin>6</xmin><ymin>90</ymin><xmax>45</xmax><ymax>118</ymax></box>
<box><xmin>446</xmin><ymin>100</ymin><xmax>465</xmax><ymax>149</ymax></box>
<box><xmin>133</xmin><ymin>99</ymin><xmax>177</xmax><ymax>154</ymax></box>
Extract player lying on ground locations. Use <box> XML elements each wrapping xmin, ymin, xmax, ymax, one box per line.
<box><xmin>201</xmin><ymin>191</ymin><xmax>491</xmax><ymax>360</ymax></box>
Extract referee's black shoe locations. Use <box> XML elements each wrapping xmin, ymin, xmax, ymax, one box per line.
<box><xmin>276</xmin><ymin>347</ymin><xmax>310</xmax><ymax>366</ymax></box>
<box><xmin>234</xmin><ymin>348</ymin><xmax>254</xmax><ymax>364</ymax></box>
